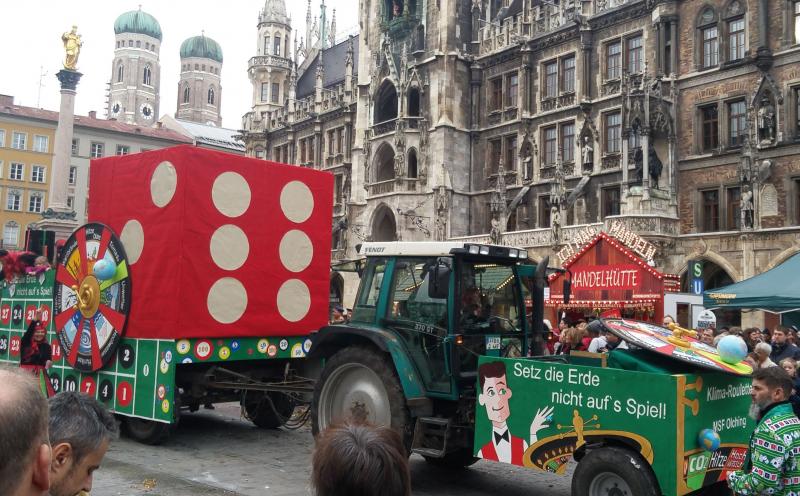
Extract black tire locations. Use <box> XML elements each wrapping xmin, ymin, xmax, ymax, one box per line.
<box><xmin>242</xmin><ymin>391</ymin><xmax>296</xmax><ymax>429</ymax></box>
<box><xmin>311</xmin><ymin>346</ymin><xmax>412</xmax><ymax>450</ymax></box>
<box><xmin>123</xmin><ymin>416</ymin><xmax>171</xmax><ymax>445</ymax></box>
<box><xmin>571</xmin><ymin>446</ymin><xmax>660</xmax><ymax>496</ymax></box>
<box><xmin>423</xmin><ymin>449</ymin><xmax>479</xmax><ymax>468</ymax></box>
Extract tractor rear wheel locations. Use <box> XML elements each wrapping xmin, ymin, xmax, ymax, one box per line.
<box><xmin>311</xmin><ymin>346</ymin><xmax>412</xmax><ymax>451</ymax></box>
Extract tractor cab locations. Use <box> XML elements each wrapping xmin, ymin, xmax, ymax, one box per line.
<box><xmin>345</xmin><ymin>242</ymin><xmax>549</xmax><ymax>399</ymax></box>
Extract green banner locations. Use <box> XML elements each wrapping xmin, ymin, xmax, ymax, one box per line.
<box><xmin>474</xmin><ymin>355</ymin><xmax>753</xmax><ymax>495</ymax></box>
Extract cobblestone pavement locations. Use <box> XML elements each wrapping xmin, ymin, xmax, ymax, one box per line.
<box><xmin>93</xmin><ymin>403</ymin><xmax>573</xmax><ymax>496</ymax></box>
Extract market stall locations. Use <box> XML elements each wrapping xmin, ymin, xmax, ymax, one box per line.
<box><xmin>547</xmin><ymin>231</ymin><xmax>679</xmax><ymax>323</ymax></box>
<box><xmin>704</xmin><ymin>252</ymin><xmax>800</xmax><ymax>326</ymax></box>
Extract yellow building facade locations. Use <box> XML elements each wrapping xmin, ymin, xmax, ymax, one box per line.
<box><xmin>0</xmin><ymin>107</ymin><xmax>54</xmax><ymax>250</ymax></box>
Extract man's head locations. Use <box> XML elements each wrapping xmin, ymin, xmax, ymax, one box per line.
<box><xmin>48</xmin><ymin>392</ymin><xmax>119</xmax><ymax>496</ymax></box>
<box><xmin>605</xmin><ymin>331</ymin><xmax>621</xmax><ymax>345</ymax></box>
<box><xmin>751</xmin><ymin>366</ymin><xmax>794</xmax><ymax>418</ymax></box>
<box><xmin>312</xmin><ymin>422</ymin><xmax>410</xmax><ymax>496</ymax></box>
<box><xmin>772</xmin><ymin>326</ymin><xmax>788</xmax><ymax>345</ymax></box>
<box><xmin>754</xmin><ymin>342</ymin><xmax>772</xmax><ymax>362</ymax></box>
<box><xmin>0</xmin><ymin>367</ymin><xmax>50</xmax><ymax>496</ymax></box>
<box><xmin>478</xmin><ymin>361</ymin><xmax>513</xmax><ymax>426</ymax></box>
<box><xmin>701</xmin><ymin>329</ymin><xmax>715</xmax><ymax>346</ymax></box>
<box><xmin>662</xmin><ymin>315</ymin><xmax>675</xmax><ymax>326</ymax></box>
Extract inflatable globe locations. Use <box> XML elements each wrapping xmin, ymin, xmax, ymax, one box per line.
<box><xmin>717</xmin><ymin>335</ymin><xmax>748</xmax><ymax>365</ymax></box>
<box><xmin>698</xmin><ymin>428</ymin><xmax>721</xmax><ymax>451</ymax></box>
<box><xmin>92</xmin><ymin>252</ymin><xmax>117</xmax><ymax>281</ymax></box>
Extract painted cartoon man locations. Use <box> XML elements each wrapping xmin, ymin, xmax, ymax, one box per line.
<box><xmin>477</xmin><ymin>361</ymin><xmax>554</xmax><ymax>465</ymax></box>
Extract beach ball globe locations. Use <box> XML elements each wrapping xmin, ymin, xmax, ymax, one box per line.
<box><xmin>698</xmin><ymin>429</ymin><xmax>721</xmax><ymax>451</ymax></box>
<box><xmin>92</xmin><ymin>252</ymin><xmax>117</xmax><ymax>281</ymax></box>
<box><xmin>717</xmin><ymin>335</ymin><xmax>748</xmax><ymax>364</ymax></box>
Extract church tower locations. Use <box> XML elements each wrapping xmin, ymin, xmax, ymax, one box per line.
<box><xmin>108</xmin><ymin>8</ymin><xmax>162</xmax><ymax>126</ymax></box>
<box><xmin>176</xmin><ymin>34</ymin><xmax>223</xmax><ymax>126</ymax></box>
<box><xmin>249</xmin><ymin>0</ymin><xmax>292</xmax><ymax>122</ymax></box>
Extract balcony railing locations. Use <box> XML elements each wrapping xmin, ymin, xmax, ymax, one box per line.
<box><xmin>367</xmin><ymin>178</ymin><xmax>419</xmax><ymax>196</ymax></box>
<box><xmin>373</xmin><ymin>119</ymin><xmax>397</xmax><ymax>137</ymax></box>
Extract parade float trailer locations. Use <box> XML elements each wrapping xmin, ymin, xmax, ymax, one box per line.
<box><xmin>0</xmin><ymin>146</ymin><xmax>754</xmax><ymax>495</ymax></box>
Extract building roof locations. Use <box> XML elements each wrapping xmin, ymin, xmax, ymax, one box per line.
<box><xmin>180</xmin><ymin>34</ymin><xmax>223</xmax><ymax>63</ymax></box>
<box><xmin>297</xmin><ymin>35</ymin><xmax>359</xmax><ymax>99</ymax></box>
<box><xmin>172</xmin><ymin>119</ymin><xmax>245</xmax><ymax>152</ymax></box>
<box><xmin>0</xmin><ymin>102</ymin><xmax>192</xmax><ymax>144</ymax></box>
<box><xmin>114</xmin><ymin>9</ymin><xmax>163</xmax><ymax>41</ymax></box>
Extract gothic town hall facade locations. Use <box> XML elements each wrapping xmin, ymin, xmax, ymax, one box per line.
<box><xmin>239</xmin><ymin>0</ymin><xmax>800</xmax><ymax>325</ymax></box>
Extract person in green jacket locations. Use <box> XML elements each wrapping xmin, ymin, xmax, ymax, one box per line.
<box><xmin>727</xmin><ymin>366</ymin><xmax>800</xmax><ymax>495</ymax></box>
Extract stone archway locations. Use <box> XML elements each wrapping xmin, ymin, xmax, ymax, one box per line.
<box><xmin>373</xmin><ymin>143</ymin><xmax>396</xmax><ymax>182</ymax></box>
<box><xmin>374</xmin><ymin>80</ymin><xmax>398</xmax><ymax>123</ymax></box>
<box><xmin>371</xmin><ymin>204</ymin><xmax>398</xmax><ymax>241</ymax></box>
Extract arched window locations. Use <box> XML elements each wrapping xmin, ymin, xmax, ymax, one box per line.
<box><xmin>143</xmin><ymin>65</ymin><xmax>152</xmax><ymax>86</ymax></box>
<box><xmin>274</xmin><ymin>35</ymin><xmax>281</xmax><ymax>56</ymax></box>
<box><xmin>407</xmin><ymin>149</ymin><xmax>418</xmax><ymax>178</ymax></box>
<box><xmin>696</xmin><ymin>7</ymin><xmax>720</xmax><ymax>69</ymax></box>
<box><xmin>208</xmin><ymin>87</ymin><xmax>215</xmax><ymax>105</ymax></box>
<box><xmin>264</xmin><ymin>35</ymin><xmax>270</xmax><ymax>55</ymax></box>
<box><xmin>723</xmin><ymin>0</ymin><xmax>746</xmax><ymax>62</ymax></box>
<box><xmin>183</xmin><ymin>86</ymin><xmax>190</xmax><ymax>104</ymax></box>
<box><xmin>374</xmin><ymin>80</ymin><xmax>399</xmax><ymax>123</ymax></box>
<box><xmin>408</xmin><ymin>87</ymin><xmax>421</xmax><ymax>117</ymax></box>
<box><xmin>116</xmin><ymin>63</ymin><xmax>124</xmax><ymax>83</ymax></box>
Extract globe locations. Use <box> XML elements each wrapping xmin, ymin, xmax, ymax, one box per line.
<box><xmin>698</xmin><ymin>428</ymin><xmax>721</xmax><ymax>452</ymax></box>
<box><xmin>92</xmin><ymin>253</ymin><xmax>117</xmax><ymax>281</ymax></box>
<box><xmin>717</xmin><ymin>335</ymin><xmax>748</xmax><ymax>364</ymax></box>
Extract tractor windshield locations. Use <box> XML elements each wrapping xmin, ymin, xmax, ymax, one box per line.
<box><xmin>458</xmin><ymin>261</ymin><xmax>522</xmax><ymax>334</ymax></box>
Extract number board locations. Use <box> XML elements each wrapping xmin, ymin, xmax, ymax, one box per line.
<box><xmin>0</xmin><ymin>271</ymin><xmax>175</xmax><ymax>423</ymax></box>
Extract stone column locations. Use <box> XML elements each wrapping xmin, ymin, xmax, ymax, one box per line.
<box><xmin>580</xmin><ymin>30</ymin><xmax>593</xmax><ymax>100</ymax></box>
<box><xmin>49</xmin><ymin>70</ymin><xmax>81</xmax><ymax>211</ymax></box>
<box><xmin>669</xmin><ymin>19</ymin><xmax>679</xmax><ymax>76</ymax></box>
<box><xmin>34</xmin><ymin>70</ymin><xmax>82</xmax><ymax>241</ymax></box>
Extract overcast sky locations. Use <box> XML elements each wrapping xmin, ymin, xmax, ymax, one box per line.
<box><xmin>2</xmin><ymin>1</ymin><xmax>359</xmax><ymax>129</ymax></box>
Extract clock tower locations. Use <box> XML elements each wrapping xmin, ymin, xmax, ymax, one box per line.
<box><xmin>108</xmin><ymin>7</ymin><xmax>162</xmax><ymax>126</ymax></box>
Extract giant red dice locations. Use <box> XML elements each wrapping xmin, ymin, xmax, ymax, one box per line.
<box><xmin>88</xmin><ymin>145</ymin><xmax>333</xmax><ymax>339</ymax></box>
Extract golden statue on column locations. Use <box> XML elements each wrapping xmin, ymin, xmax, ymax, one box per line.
<box><xmin>62</xmin><ymin>26</ymin><xmax>82</xmax><ymax>70</ymax></box>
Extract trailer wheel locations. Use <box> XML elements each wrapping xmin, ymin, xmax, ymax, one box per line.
<box><xmin>242</xmin><ymin>391</ymin><xmax>296</xmax><ymax>429</ymax></box>
<box><xmin>423</xmin><ymin>449</ymin><xmax>479</xmax><ymax>468</ymax></box>
<box><xmin>572</xmin><ymin>446</ymin><xmax>660</xmax><ymax>496</ymax></box>
<box><xmin>123</xmin><ymin>417</ymin><xmax>171</xmax><ymax>445</ymax></box>
<box><xmin>312</xmin><ymin>346</ymin><xmax>412</xmax><ymax>450</ymax></box>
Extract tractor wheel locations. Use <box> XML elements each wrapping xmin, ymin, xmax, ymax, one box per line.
<box><xmin>242</xmin><ymin>391</ymin><xmax>296</xmax><ymax>429</ymax></box>
<box><xmin>572</xmin><ymin>446</ymin><xmax>660</xmax><ymax>496</ymax></box>
<box><xmin>311</xmin><ymin>346</ymin><xmax>412</xmax><ymax>451</ymax></box>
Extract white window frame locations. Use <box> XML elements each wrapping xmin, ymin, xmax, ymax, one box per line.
<box><xmin>3</xmin><ymin>222</ymin><xmax>19</xmax><ymax>247</ymax></box>
<box><xmin>90</xmin><ymin>142</ymin><xmax>104</xmax><ymax>158</ymax></box>
<box><xmin>71</xmin><ymin>138</ymin><xmax>79</xmax><ymax>156</ymax></box>
<box><xmin>68</xmin><ymin>166</ymin><xmax>77</xmax><ymax>185</ymax></box>
<box><xmin>116</xmin><ymin>144</ymin><xmax>130</xmax><ymax>156</ymax></box>
<box><xmin>11</xmin><ymin>132</ymin><xmax>26</xmax><ymax>150</ymax></box>
<box><xmin>6</xmin><ymin>190</ymin><xmax>21</xmax><ymax>211</ymax></box>
<box><xmin>0</xmin><ymin>129</ymin><xmax>5</xmax><ymax>147</ymax></box>
<box><xmin>28</xmin><ymin>193</ymin><xmax>43</xmax><ymax>213</ymax></box>
<box><xmin>33</xmin><ymin>135</ymin><xmax>49</xmax><ymax>153</ymax></box>
<box><xmin>9</xmin><ymin>163</ymin><xmax>24</xmax><ymax>181</ymax></box>
<box><xmin>31</xmin><ymin>165</ymin><xmax>45</xmax><ymax>183</ymax></box>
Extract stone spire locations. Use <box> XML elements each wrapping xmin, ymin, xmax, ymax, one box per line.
<box><xmin>329</xmin><ymin>9</ymin><xmax>337</xmax><ymax>47</ymax></box>
<box><xmin>305</xmin><ymin>0</ymin><xmax>313</xmax><ymax>51</ymax></box>
<box><xmin>320</xmin><ymin>0</ymin><xmax>328</xmax><ymax>49</ymax></box>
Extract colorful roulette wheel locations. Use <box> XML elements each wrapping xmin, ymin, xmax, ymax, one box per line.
<box><xmin>54</xmin><ymin>223</ymin><xmax>131</xmax><ymax>372</ymax></box>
